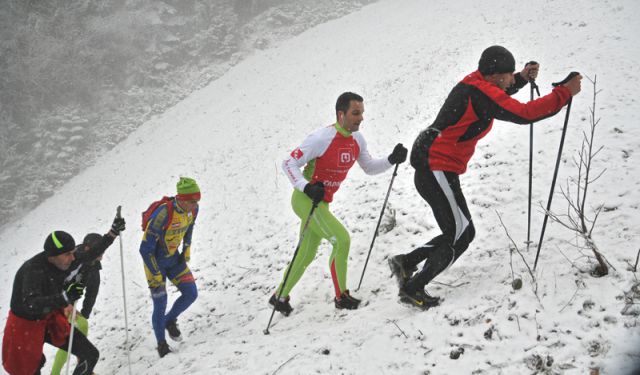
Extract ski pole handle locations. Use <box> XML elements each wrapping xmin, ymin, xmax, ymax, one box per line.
<box><xmin>116</xmin><ymin>205</ymin><xmax>122</xmax><ymax>219</ymax></box>
<box><xmin>552</xmin><ymin>71</ymin><xmax>580</xmax><ymax>87</ymax></box>
<box><xmin>523</xmin><ymin>61</ymin><xmax>540</xmax><ymax>95</ymax></box>
<box><xmin>525</xmin><ymin>60</ymin><xmax>540</xmax><ymax>94</ymax></box>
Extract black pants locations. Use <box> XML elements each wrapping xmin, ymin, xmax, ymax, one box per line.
<box><xmin>36</xmin><ymin>328</ymin><xmax>99</xmax><ymax>375</ymax></box>
<box><xmin>404</xmin><ymin>168</ymin><xmax>475</xmax><ymax>292</ymax></box>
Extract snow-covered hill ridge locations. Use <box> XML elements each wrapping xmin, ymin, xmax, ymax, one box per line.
<box><xmin>2</xmin><ymin>0</ymin><xmax>639</xmax><ymax>374</ymax></box>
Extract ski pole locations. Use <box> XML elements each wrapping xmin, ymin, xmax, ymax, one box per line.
<box><xmin>356</xmin><ymin>163</ymin><xmax>399</xmax><ymax>291</ymax></box>
<box><xmin>526</xmin><ymin>60</ymin><xmax>540</xmax><ymax>250</ymax></box>
<box><xmin>65</xmin><ymin>302</ymin><xmax>77</xmax><ymax>375</ymax></box>
<box><xmin>116</xmin><ymin>206</ymin><xmax>133</xmax><ymax>374</ymax></box>
<box><xmin>264</xmin><ymin>200</ymin><xmax>319</xmax><ymax>335</ymax></box>
<box><xmin>533</xmin><ymin>72</ymin><xmax>579</xmax><ymax>270</ymax></box>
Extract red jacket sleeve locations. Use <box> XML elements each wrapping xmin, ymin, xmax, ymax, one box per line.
<box><xmin>475</xmin><ymin>82</ymin><xmax>572</xmax><ymax>124</ymax></box>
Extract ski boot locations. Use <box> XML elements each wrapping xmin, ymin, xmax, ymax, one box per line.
<box><xmin>269</xmin><ymin>294</ymin><xmax>293</xmax><ymax>316</ymax></box>
<box><xmin>388</xmin><ymin>254</ymin><xmax>417</xmax><ymax>287</ymax></box>
<box><xmin>334</xmin><ymin>290</ymin><xmax>361</xmax><ymax>310</ymax></box>
<box><xmin>398</xmin><ymin>287</ymin><xmax>440</xmax><ymax>310</ymax></box>
<box><xmin>165</xmin><ymin>319</ymin><xmax>182</xmax><ymax>342</ymax></box>
<box><xmin>157</xmin><ymin>340</ymin><xmax>172</xmax><ymax>358</ymax></box>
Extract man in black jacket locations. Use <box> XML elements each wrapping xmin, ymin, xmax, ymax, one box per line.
<box><xmin>50</xmin><ymin>232</ymin><xmax>104</xmax><ymax>375</ymax></box>
<box><xmin>78</xmin><ymin>233</ymin><xmax>104</xmax><ymax>319</ymax></box>
<box><xmin>2</xmin><ymin>215</ymin><xmax>125</xmax><ymax>375</ymax></box>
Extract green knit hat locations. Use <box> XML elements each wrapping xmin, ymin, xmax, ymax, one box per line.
<box><xmin>176</xmin><ymin>177</ymin><xmax>201</xmax><ymax>201</ymax></box>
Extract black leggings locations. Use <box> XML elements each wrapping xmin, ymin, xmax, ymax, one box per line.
<box><xmin>404</xmin><ymin>168</ymin><xmax>475</xmax><ymax>292</ymax></box>
<box><xmin>37</xmin><ymin>328</ymin><xmax>99</xmax><ymax>375</ymax></box>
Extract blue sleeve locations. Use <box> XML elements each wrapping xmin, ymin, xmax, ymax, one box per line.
<box><xmin>139</xmin><ymin>205</ymin><xmax>168</xmax><ymax>275</ymax></box>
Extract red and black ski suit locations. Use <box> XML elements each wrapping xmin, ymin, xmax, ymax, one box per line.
<box><xmin>403</xmin><ymin>70</ymin><xmax>572</xmax><ymax>293</ymax></box>
<box><xmin>2</xmin><ymin>234</ymin><xmax>114</xmax><ymax>375</ymax></box>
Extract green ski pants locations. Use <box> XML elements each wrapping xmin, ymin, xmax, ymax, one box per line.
<box><xmin>277</xmin><ymin>190</ymin><xmax>351</xmax><ymax>298</ymax></box>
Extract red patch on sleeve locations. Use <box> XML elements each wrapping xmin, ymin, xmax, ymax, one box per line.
<box><xmin>291</xmin><ymin>148</ymin><xmax>304</xmax><ymax>160</ymax></box>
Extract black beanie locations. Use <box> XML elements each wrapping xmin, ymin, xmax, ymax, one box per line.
<box><xmin>478</xmin><ymin>45</ymin><xmax>515</xmax><ymax>75</ymax></box>
<box><xmin>43</xmin><ymin>230</ymin><xmax>76</xmax><ymax>256</ymax></box>
<box><xmin>82</xmin><ymin>233</ymin><xmax>102</xmax><ymax>247</ymax></box>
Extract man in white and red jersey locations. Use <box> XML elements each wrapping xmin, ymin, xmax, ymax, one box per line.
<box><xmin>270</xmin><ymin>92</ymin><xmax>408</xmax><ymax>315</ymax></box>
<box><xmin>389</xmin><ymin>45</ymin><xmax>582</xmax><ymax>309</ymax></box>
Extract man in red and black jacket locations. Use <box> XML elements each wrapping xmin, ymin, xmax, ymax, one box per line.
<box><xmin>2</xmin><ymin>214</ymin><xmax>125</xmax><ymax>375</ymax></box>
<box><xmin>388</xmin><ymin>45</ymin><xmax>582</xmax><ymax>309</ymax></box>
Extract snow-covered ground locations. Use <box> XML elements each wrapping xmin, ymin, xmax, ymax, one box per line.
<box><xmin>2</xmin><ymin>0</ymin><xmax>640</xmax><ymax>373</ymax></box>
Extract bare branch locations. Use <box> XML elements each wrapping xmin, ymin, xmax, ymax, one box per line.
<box><xmin>559</xmin><ymin>282</ymin><xmax>582</xmax><ymax>312</ymax></box>
<box><xmin>387</xmin><ymin>319</ymin><xmax>408</xmax><ymax>338</ymax></box>
<box><xmin>431</xmin><ymin>280</ymin><xmax>470</xmax><ymax>288</ymax></box>
<box><xmin>556</xmin><ymin>245</ymin><xmax>587</xmax><ymax>273</ymax></box>
<box><xmin>591</xmin><ymin>145</ymin><xmax>604</xmax><ymax>159</ymax></box>
<box><xmin>571</xmin><ymin>155</ymin><xmax>580</xmax><ymax>169</ymax></box>
<box><xmin>542</xmin><ymin>206</ymin><xmax>577</xmax><ymax>232</ymax></box>
<box><xmin>588</xmin><ymin>205</ymin><xmax>604</xmax><ymax>237</ymax></box>
<box><xmin>588</xmin><ymin>168</ymin><xmax>607</xmax><ymax>184</ymax></box>
<box><xmin>272</xmin><ymin>354</ymin><xmax>300</xmax><ymax>375</ymax></box>
<box><xmin>509</xmin><ymin>314</ymin><xmax>521</xmax><ymax>331</ymax></box>
<box><xmin>545</xmin><ymin>74</ymin><xmax>609</xmax><ymax>276</ymax></box>
<box><xmin>509</xmin><ymin>247</ymin><xmax>515</xmax><ymax>281</ymax></box>
<box><xmin>495</xmin><ymin>210</ymin><xmax>539</xmax><ymax>301</ymax></box>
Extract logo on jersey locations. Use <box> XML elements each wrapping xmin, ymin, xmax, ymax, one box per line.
<box><xmin>322</xmin><ymin>180</ymin><xmax>342</xmax><ymax>188</ymax></box>
<box><xmin>291</xmin><ymin>148</ymin><xmax>304</xmax><ymax>160</ymax></box>
<box><xmin>339</xmin><ymin>149</ymin><xmax>353</xmax><ymax>165</ymax></box>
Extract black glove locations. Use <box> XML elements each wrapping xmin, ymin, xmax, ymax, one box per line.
<box><xmin>177</xmin><ymin>251</ymin><xmax>186</xmax><ymax>264</ymax></box>
<box><xmin>111</xmin><ymin>216</ymin><xmax>126</xmax><ymax>235</ymax></box>
<box><xmin>65</xmin><ymin>282</ymin><xmax>85</xmax><ymax>303</ymax></box>
<box><xmin>388</xmin><ymin>143</ymin><xmax>408</xmax><ymax>164</ymax></box>
<box><xmin>303</xmin><ymin>182</ymin><xmax>325</xmax><ymax>203</ymax></box>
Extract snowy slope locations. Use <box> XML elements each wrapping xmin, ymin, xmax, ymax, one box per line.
<box><xmin>2</xmin><ymin>0</ymin><xmax>640</xmax><ymax>374</ymax></box>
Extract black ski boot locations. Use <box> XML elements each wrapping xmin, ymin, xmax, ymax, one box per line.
<box><xmin>388</xmin><ymin>254</ymin><xmax>417</xmax><ymax>287</ymax></box>
<box><xmin>269</xmin><ymin>294</ymin><xmax>293</xmax><ymax>316</ymax></box>
<box><xmin>165</xmin><ymin>319</ymin><xmax>182</xmax><ymax>342</ymax></box>
<box><xmin>398</xmin><ymin>287</ymin><xmax>440</xmax><ymax>310</ymax></box>
<box><xmin>157</xmin><ymin>340</ymin><xmax>171</xmax><ymax>358</ymax></box>
<box><xmin>334</xmin><ymin>290</ymin><xmax>361</xmax><ymax>310</ymax></box>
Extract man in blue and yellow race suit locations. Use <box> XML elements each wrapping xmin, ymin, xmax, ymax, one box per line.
<box><xmin>139</xmin><ymin>177</ymin><xmax>200</xmax><ymax>358</ymax></box>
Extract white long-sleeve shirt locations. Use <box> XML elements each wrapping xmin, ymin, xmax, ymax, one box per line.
<box><xmin>282</xmin><ymin>123</ymin><xmax>392</xmax><ymax>202</ymax></box>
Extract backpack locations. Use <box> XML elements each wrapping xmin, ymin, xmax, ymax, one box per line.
<box><xmin>141</xmin><ymin>196</ymin><xmax>175</xmax><ymax>231</ymax></box>
<box><xmin>141</xmin><ymin>196</ymin><xmax>199</xmax><ymax>231</ymax></box>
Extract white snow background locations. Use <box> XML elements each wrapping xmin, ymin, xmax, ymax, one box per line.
<box><xmin>2</xmin><ymin>0</ymin><xmax>640</xmax><ymax>373</ymax></box>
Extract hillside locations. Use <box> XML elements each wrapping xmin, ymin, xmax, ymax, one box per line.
<box><xmin>0</xmin><ymin>0</ymin><xmax>376</xmax><ymax>228</ymax></box>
